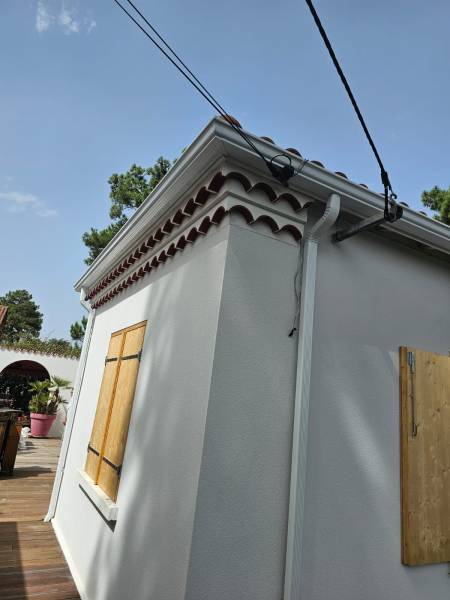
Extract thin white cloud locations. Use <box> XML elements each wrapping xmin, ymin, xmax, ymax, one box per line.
<box><xmin>36</xmin><ymin>0</ymin><xmax>54</xmax><ymax>33</ymax></box>
<box><xmin>35</xmin><ymin>1</ymin><xmax>95</xmax><ymax>35</ymax></box>
<box><xmin>59</xmin><ymin>7</ymin><xmax>80</xmax><ymax>35</ymax></box>
<box><xmin>86</xmin><ymin>19</ymin><xmax>97</xmax><ymax>34</ymax></box>
<box><xmin>0</xmin><ymin>191</ymin><xmax>57</xmax><ymax>218</ymax></box>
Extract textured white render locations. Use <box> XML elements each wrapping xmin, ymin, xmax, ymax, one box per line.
<box><xmin>0</xmin><ymin>348</ymin><xmax>79</xmax><ymax>437</ymax></box>
<box><xmin>301</xmin><ymin>216</ymin><xmax>450</xmax><ymax>600</ymax></box>
<box><xmin>184</xmin><ymin>216</ymin><xmax>299</xmax><ymax>600</ymax></box>
<box><xmin>53</xmin><ymin>209</ymin><xmax>301</xmax><ymax>600</ymax></box>
<box><xmin>54</xmin><ymin>222</ymin><xmax>230</xmax><ymax>600</ymax></box>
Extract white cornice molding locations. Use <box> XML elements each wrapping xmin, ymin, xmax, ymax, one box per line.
<box><xmin>76</xmin><ymin>118</ymin><xmax>450</xmax><ymax>292</ymax></box>
<box><xmin>85</xmin><ymin>168</ymin><xmax>308</xmax><ymax>307</ymax></box>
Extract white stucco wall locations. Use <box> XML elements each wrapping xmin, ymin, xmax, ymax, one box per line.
<box><xmin>184</xmin><ymin>216</ymin><xmax>299</xmax><ymax>600</ymax></box>
<box><xmin>301</xmin><ymin>225</ymin><xmax>450</xmax><ymax>599</ymax></box>
<box><xmin>53</xmin><ymin>222</ymin><xmax>230</xmax><ymax>600</ymax></box>
<box><xmin>0</xmin><ymin>348</ymin><xmax>79</xmax><ymax>437</ymax></box>
<box><xmin>53</xmin><ymin>213</ymin><xmax>301</xmax><ymax>600</ymax></box>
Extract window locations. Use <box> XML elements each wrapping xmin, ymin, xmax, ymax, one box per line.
<box><xmin>85</xmin><ymin>321</ymin><xmax>147</xmax><ymax>502</ymax></box>
<box><xmin>400</xmin><ymin>346</ymin><xmax>450</xmax><ymax>566</ymax></box>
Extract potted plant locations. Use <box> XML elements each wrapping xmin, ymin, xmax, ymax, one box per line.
<box><xmin>28</xmin><ymin>376</ymin><xmax>71</xmax><ymax>437</ymax></box>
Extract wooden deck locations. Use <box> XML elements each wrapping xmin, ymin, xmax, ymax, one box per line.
<box><xmin>0</xmin><ymin>438</ymin><xmax>80</xmax><ymax>599</ymax></box>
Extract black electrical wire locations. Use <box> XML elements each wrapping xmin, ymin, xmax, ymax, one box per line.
<box><xmin>111</xmin><ymin>0</ymin><xmax>295</xmax><ymax>184</ymax></box>
<box><xmin>304</xmin><ymin>0</ymin><xmax>398</xmax><ymax>218</ymax></box>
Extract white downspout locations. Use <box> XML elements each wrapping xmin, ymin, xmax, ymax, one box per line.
<box><xmin>45</xmin><ymin>287</ymin><xmax>96</xmax><ymax>522</ymax></box>
<box><xmin>284</xmin><ymin>193</ymin><xmax>341</xmax><ymax>599</ymax></box>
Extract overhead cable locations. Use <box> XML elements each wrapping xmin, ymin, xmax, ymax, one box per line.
<box><xmin>304</xmin><ymin>0</ymin><xmax>401</xmax><ymax>222</ymax></box>
<box><xmin>111</xmin><ymin>0</ymin><xmax>295</xmax><ymax>185</ymax></box>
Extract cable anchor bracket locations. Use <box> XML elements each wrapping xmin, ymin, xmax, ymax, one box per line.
<box><xmin>333</xmin><ymin>173</ymin><xmax>403</xmax><ymax>243</ymax></box>
<box><xmin>267</xmin><ymin>154</ymin><xmax>295</xmax><ymax>187</ymax></box>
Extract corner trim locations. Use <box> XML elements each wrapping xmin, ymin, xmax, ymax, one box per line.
<box><xmin>45</xmin><ymin>288</ymin><xmax>96</xmax><ymax>522</ymax></box>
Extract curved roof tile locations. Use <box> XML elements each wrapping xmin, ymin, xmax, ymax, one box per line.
<box><xmin>90</xmin><ymin>203</ymin><xmax>302</xmax><ymax>309</ymax></box>
<box><xmin>86</xmin><ymin>169</ymin><xmax>307</xmax><ymax>302</ymax></box>
<box><xmin>218</xmin><ymin>114</ymin><xmax>242</xmax><ymax>128</ymax></box>
<box><xmin>285</xmin><ymin>147</ymin><xmax>302</xmax><ymax>157</ymax></box>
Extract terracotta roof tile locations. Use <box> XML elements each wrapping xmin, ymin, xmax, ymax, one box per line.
<box><xmin>285</xmin><ymin>147</ymin><xmax>302</xmax><ymax>157</ymax></box>
<box><xmin>218</xmin><ymin>114</ymin><xmax>242</xmax><ymax>128</ymax></box>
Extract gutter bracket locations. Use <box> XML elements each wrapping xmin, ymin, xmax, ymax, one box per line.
<box><xmin>333</xmin><ymin>200</ymin><xmax>403</xmax><ymax>243</ymax></box>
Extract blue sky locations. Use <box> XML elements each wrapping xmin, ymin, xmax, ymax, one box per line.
<box><xmin>0</xmin><ymin>0</ymin><xmax>448</xmax><ymax>338</ymax></box>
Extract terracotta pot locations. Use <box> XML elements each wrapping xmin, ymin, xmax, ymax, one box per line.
<box><xmin>30</xmin><ymin>413</ymin><xmax>56</xmax><ymax>437</ymax></box>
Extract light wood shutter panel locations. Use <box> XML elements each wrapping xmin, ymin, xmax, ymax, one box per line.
<box><xmin>97</xmin><ymin>322</ymin><xmax>146</xmax><ymax>501</ymax></box>
<box><xmin>400</xmin><ymin>347</ymin><xmax>450</xmax><ymax>566</ymax></box>
<box><xmin>85</xmin><ymin>332</ymin><xmax>124</xmax><ymax>481</ymax></box>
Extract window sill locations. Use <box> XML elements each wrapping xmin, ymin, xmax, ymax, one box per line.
<box><xmin>77</xmin><ymin>469</ymin><xmax>118</xmax><ymax>521</ymax></box>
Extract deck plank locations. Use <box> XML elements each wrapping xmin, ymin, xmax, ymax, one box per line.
<box><xmin>0</xmin><ymin>438</ymin><xmax>80</xmax><ymax>599</ymax></box>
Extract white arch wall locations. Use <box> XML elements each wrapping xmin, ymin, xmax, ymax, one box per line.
<box><xmin>0</xmin><ymin>348</ymin><xmax>79</xmax><ymax>438</ymax></box>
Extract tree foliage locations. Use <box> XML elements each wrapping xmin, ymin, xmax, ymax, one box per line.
<box><xmin>83</xmin><ymin>157</ymin><xmax>172</xmax><ymax>264</ymax></box>
<box><xmin>0</xmin><ymin>289</ymin><xmax>43</xmax><ymax>343</ymax></box>
<box><xmin>421</xmin><ymin>186</ymin><xmax>450</xmax><ymax>225</ymax></box>
<box><xmin>0</xmin><ymin>337</ymin><xmax>80</xmax><ymax>359</ymax></box>
<box><xmin>70</xmin><ymin>315</ymin><xmax>88</xmax><ymax>346</ymax></box>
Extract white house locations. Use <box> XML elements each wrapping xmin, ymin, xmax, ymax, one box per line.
<box><xmin>47</xmin><ymin>116</ymin><xmax>450</xmax><ymax>600</ymax></box>
<box><xmin>0</xmin><ymin>347</ymin><xmax>79</xmax><ymax>437</ymax></box>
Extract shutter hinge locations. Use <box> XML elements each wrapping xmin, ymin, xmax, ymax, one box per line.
<box><xmin>407</xmin><ymin>351</ymin><xmax>418</xmax><ymax>437</ymax></box>
<box><xmin>102</xmin><ymin>456</ymin><xmax>122</xmax><ymax>479</ymax></box>
<box><xmin>105</xmin><ymin>351</ymin><xmax>141</xmax><ymax>365</ymax></box>
<box><xmin>87</xmin><ymin>444</ymin><xmax>99</xmax><ymax>456</ymax></box>
<box><xmin>121</xmin><ymin>350</ymin><xmax>142</xmax><ymax>362</ymax></box>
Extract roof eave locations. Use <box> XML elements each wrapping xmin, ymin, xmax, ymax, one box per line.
<box><xmin>76</xmin><ymin>117</ymin><xmax>450</xmax><ymax>292</ymax></box>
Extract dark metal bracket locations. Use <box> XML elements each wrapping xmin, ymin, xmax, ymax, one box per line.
<box><xmin>333</xmin><ymin>203</ymin><xmax>403</xmax><ymax>243</ymax></box>
<box><xmin>102</xmin><ymin>456</ymin><xmax>122</xmax><ymax>479</ymax></box>
<box><xmin>87</xmin><ymin>444</ymin><xmax>99</xmax><ymax>456</ymax></box>
<box><xmin>105</xmin><ymin>350</ymin><xmax>141</xmax><ymax>365</ymax></box>
<box><xmin>121</xmin><ymin>350</ymin><xmax>142</xmax><ymax>362</ymax></box>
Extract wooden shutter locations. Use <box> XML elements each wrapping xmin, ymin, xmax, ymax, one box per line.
<box><xmin>85</xmin><ymin>332</ymin><xmax>123</xmax><ymax>481</ymax></box>
<box><xmin>97</xmin><ymin>323</ymin><xmax>146</xmax><ymax>501</ymax></box>
<box><xmin>400</xmin><ymin>347</ymin><xmax>450</xmax><ymax>566</ymax></box>
<box><xmin>85</xmin><ymin>321</ymin><xmax>146</xmax><ymax>501</ymax></box>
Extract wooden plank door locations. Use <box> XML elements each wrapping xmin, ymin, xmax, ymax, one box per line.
<box><xmin>400</xmin><ymin>347</ymin><xmax>450</xmax><ymax>565</ymax></box>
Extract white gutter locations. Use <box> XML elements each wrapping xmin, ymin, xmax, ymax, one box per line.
<box><xmin>284</xmin><ymin>193</ymin><xmax>341</xmax><ymax>600</ymax></box>
<box><xmin>45</xmin><ymin>287</ymin><xmax>96</xmax><ymax>522</ymax></box>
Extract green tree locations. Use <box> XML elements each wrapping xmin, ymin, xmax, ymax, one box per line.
<box><xmin>0</xmin><ymin>289</ymin><xmax>43</xmax><ymax>343</ymax></box>
<box><xmin>44</xmin><ymin>338</ymin><xmax>74</xmax><ymax>353</ymax></box>
<box><xmin>70</xmin><ymin>315</ymin><xmax>88</xmax><ymax>347</ymax></box>
<box><xmin>83</xmin><ymin>157</ymin><xmax>172</xmax><ymax>264</ymax></box>
<box><xmin>421</xmin><ymin>186</ymin><xmax>450</xmax><ymax>225</ymax></box>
